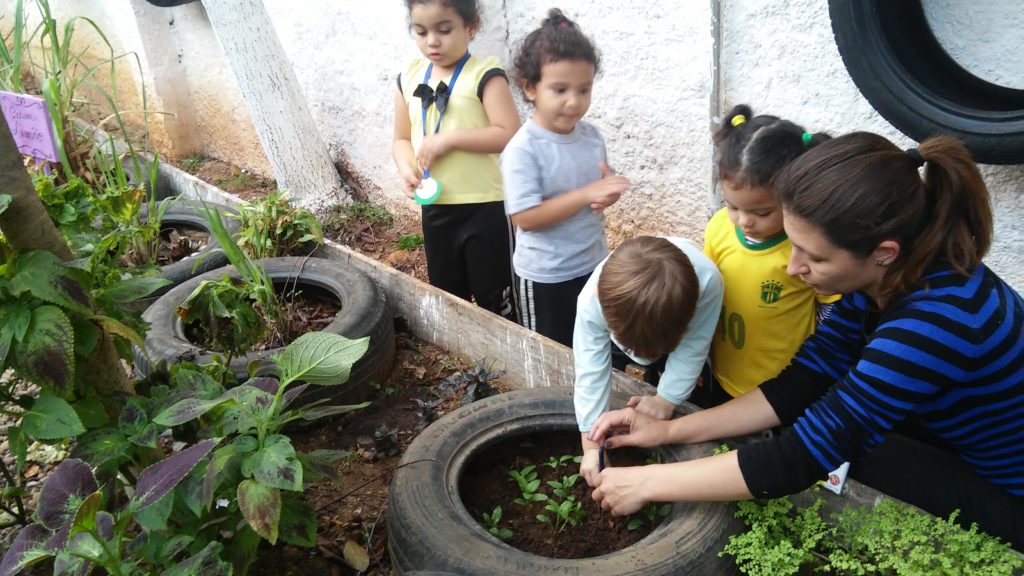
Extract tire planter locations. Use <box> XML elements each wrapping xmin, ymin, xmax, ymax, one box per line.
<box><xmin>388</xmin><ymin>387</ymin><xmax>738</xmax><ymax>575</ymax></box>
<box><xmin>829</xmin><ymin>0</ymin><xmax>1024</xmax><ymax>164</ymax></box>
<box><xmin>135</xmin><ymin>199</ymin><xmax>240</xmax><ymax>304</ymax></box>
<box><xmin>136</xmin><ymin>256</ymin><xmax>396</xmax><ymax>406</ymax></box>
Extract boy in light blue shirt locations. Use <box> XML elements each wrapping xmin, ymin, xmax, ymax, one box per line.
<box><xmin>574</xmin><ymin>236</ymin><xmax>723</xmax><ymax>487</ymax></box>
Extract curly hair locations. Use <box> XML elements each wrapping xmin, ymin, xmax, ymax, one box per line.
<box><xmin>512</xmin><ymin>8</ymin><xmax>599</xmax><ymax>94</ymax></box>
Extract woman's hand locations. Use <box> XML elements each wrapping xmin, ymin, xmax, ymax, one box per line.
<box><xmin>627</xmin><ymin>394</ymin><xmax>676</xmax><ymax>420</ymax></box>
<box><xmin>416</xmin><ymin>132</ymin><xmax>453</xmax><ymax>172</ymax></box>
<box><xmin>587</xmin><ymin>407</ymin><xmax>672</xmax><ymax>448</ymax></box>
<box><xmin>591</xmin><ymin>466</ymin><xmax>649</xmax><ymax>516</ymax></box>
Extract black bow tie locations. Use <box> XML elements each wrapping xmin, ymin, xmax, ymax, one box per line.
<box><xmin>413</xmin><ymin>81</ymin><xmax>450</xmax><ymax>114</ymax></box>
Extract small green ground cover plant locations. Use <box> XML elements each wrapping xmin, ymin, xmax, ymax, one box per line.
<box><xmin>721</xmin><ymin>492</ymin><xmax>1024</xmax><ymax>575</ymax></box>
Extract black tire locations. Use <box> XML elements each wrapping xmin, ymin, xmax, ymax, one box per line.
<box><xmin>829</xmin><ymin>0</ymin><xmax>1024</xmax><ymax>164</ymax></box>
<box><xmin>136</xmin><ymin>257</ymin><xmax>396</xmax><ymax>405</ymax></box>
<box><xmin>136</xmin><ymin>200</ymin><xmax>240</xmax><ymax>303</ymax></box>
<box><xmin>144</xmin><ymin>0</ymin><xmax>199</xmax><ymax>6</ymax></box>
<box><xmin>387</xmin><ymin>387</ymin><xmax>739</xmax><ymax>575</ymax></box>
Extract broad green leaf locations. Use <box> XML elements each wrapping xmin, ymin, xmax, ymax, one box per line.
<box><xmin>6</xmin><ymin>304</ymin><xmax>31</xmax><ymax>342</ymax></box>
<box><xmin>0</xmin><ymin>193</ymin><xmax>10</xmax><ymax>214</ymax></box>
<box><xmin>71</xmin><ymin>397</ymin><xmax>109</xmax><ymax>429</ymax></box>
<box><xmin>8</xmin><ymin>252</ymin><xmax>92</xmax><ymax>314</ymax></box>
<box><xmin>133</xmin><ymin>491</ymin><xmax>172</xmax><ymax>531</ymax></box>
<box><xmin>23</xmin><ymin>395</ymin><xmax>85</xmax><ymax>440</ymax></box>
<box><xmin>301</xmin><ymin>402</ymin><xmax>371</xmax><ymax>421</ymax></box>
<box><xmin>242</xmin><ymin>434</ymin><xmax>302</xmax><ymax>491</ymax></box>
<box><xmin>272</xmin><ymin>332</ymin><xmax>369</xmax><ymax>386</ymax></box>
<box><xmin>159</xmin><ymin>535</ymin><xmax>194</xmax><ymax>564</ymax></box>
<box><xmin>180</xmin><ymin>460</ymin><xmax>209</xmax><ymax>518</ymax></box>
<box><xmin>153</xmin><ymin>397</ymin><xmax>226</xmax><ymax>427</ymax></box>
<box><xmin>68</xmin><ymin>492</ymin><xmax>103</xmax><ymax>537</ymax></box>
<box><xmin>65</xmin><ymin>532</ymin><xmax>104</xmax><ymax>563</ymax></box>
<box><xmin>89</xmin><ymin>315</ymin><xmax>144</xmax><ymax>349</ymax></box>
<box><xmin>279</xmin><ymin>497</ymin><xmax>317</xmax><ymax>547</ymax></box>
<box><xmin>203</xmin><ymin>444</ymin><xmax>245</xmax><ymax>512</ymax></box>
<box><xmin>237</xmin><ymin>480</ymin><xmax>280</xmax><ymax>545</ymax></box>
<box><xmin>164</xmin><ymin>541</ymin><xmax>231</xmax><ymax>576</ymax></box>
<box><xmin>0</xmin><ymin>332</ymin><xmax>10</xmax><ymax>372</ymax></box>
<box><xmin>103</xmin><ymin>276</ymin><xmax>173</xmax><ymax>303</ymax></box>
<box><xmin>13</xmin><ymin>306</ymin><xmax>74</xmax><ymax>395</ymax></box>
<box><xmin>127</xmin><ymin>424</ymin><xmax>159</xmax><ymax>449</ymax></box>
<box><xmin>7</xmin><ymin>426</ymin><xmax>27</xmax><ymax>477</ymax></box>
<box><xmin>70</xmin><ymin>429</ymin><xmax>130</xmax><ymax>469</ymax></box>
<box><xmin>71</xmin><ymin>318</ymin><xmax>99</xmax><ymax>357</ymax></box>
<box><xmin>132</xmin><ymin>439</ymin><xmax>219</xmax><ymax>511</ymax></box>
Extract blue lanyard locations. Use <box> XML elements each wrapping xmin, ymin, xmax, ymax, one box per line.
<box><xmin>421</xmin><ymin>51</ymin><xmax>470</xmax><ymax>138</ymax></box>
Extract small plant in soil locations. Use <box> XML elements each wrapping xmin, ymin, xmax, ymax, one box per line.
<box><xmin>395</xmin><ymin>233</ymin><xmax>423</xmax><ymax>251</ymax></box>
<box><xmin>181</xmin><ymin>153</ymin><xmax>207</xmax><ymax>174</ymax></box>
<box><xmin>232</xmin><ymin>189</ymin><xmax>324</xmax><ymax>259</ymax></box>
<box><xmin>508</xmin><ymin>464</ymin><xmax>548</xmax><ymax>508</ymax></box>
<box><xmin>437</xmin><ymin>357</ymin><xmax>504</xmax><ymax>406</ymax></box>
<box><xmin>538</xmin><ymin>493</ymin><xmax>586</xmax><ymax>533</ymax></box>
<box><xmin>627</xmin><ymin>503</ymin><xmax>670</xmax><ymax>531</ymax></box>
<box><xmin>543</xmin><ymin>454</ymin><xmax>581</xmax><ymax>470</ymax></box>
<box><xmin>482</xmin><ymin>505</ymin><xmax>513</xmax><ymax>541</ymax></box>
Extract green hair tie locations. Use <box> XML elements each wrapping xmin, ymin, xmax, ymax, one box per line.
<box><xmin>802</xmin><ymin>132</ymin><xmax>813</xmax><ymax>147</ymax></box>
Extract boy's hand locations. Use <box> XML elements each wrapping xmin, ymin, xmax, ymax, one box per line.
<box><xmin>586</xmin><ymin>162</ymin><xmax>629</xmax><ymax>212</ymax></box>
<box><xmin>416</xmin><ymin>132</ymin><xmax>452</xmax><ymax>172</ymax></box>
<box><xmin>627</xmin><ymin>394</ymin><xmax>676</xmax><ymax>420</ymax></box>
<box><xmin>580</xmin><ymin>447</ymin><xmax>602</xmax><ymax>487</ymax></box>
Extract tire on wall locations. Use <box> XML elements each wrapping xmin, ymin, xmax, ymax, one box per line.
<box><xmin>144</xmin><ymin>0</ymin><xmax>200</xmax><ymax>6</ymax></box>
<box><xmin>388</xmin><ymin>387</ymin><xmax>738</xmax><ymax>575</ymax></box>
<box><xmin>829</xmin><ymin>0</ymin><xmax>1024</xmax><ymax>165</ymax></box>
<box><xmin>136</xmin><ymin>256</ymin><xmax>395</xmax><ymax>405</ymax></box>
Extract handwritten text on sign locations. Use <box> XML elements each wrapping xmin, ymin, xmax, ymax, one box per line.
<box><xmin>0</xmin><ymin>91</ymin><xmax>59</xmax><ymax>162</ymax></box>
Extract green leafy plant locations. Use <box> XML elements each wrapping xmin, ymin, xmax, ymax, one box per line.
<box><xmin>232</xmin><ymin>189</ymin><xmax>324</xmax><ymax>259</ymax></box>
<box><xmin>537</xmin><ymin>495</ymin><xmax>586</xmax><ymax>533</ymax></box>
<box><xmin>177</xmin><ymin>204</ymin><xmax>281</xmax><ymax>358</ymax></box>
<box><xmin>543</xmin><ymin>454</ymin><xmax>580</xmax><ymax>470</ymax></box>
<box><xmin>721</xmin><ymin>493</ymin><xmax>1024</xmax><ymax>576</ymax></box>
<box><xmin>395</xmin><ymin>233</ymin><xmax>423</xmax><ymax>251</ymax></box>
<box><xmin>627</xmin><ymin>502</ymin><xmax>670</xmax><ymax>531</ymax></box>
<box><xmin>181</xmin><ymin>153</ymin><xmax>206</xmax><ymax>174</ymax></box>
<box><xmin>546</xmin><ymin>473</ymin><xmax>581</xmax><ymax>501</ymax></box>
<box><xmin>507</xmin><ymin>464</ymin><xmax>547</xmax><ymax>508</ymax></box>
<box><xmin>482</xmin><ymin>505</ymin><xmax>513</xmax><ymax>540</ymax></box>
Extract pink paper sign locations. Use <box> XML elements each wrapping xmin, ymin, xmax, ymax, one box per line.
<box><xmin>0</xmin><ymin>91</ymin><xmax>59</xmax><ymax>162</ymax></box>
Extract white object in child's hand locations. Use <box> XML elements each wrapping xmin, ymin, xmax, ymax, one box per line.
<box><xmin>821</xmin><ymin>461</ymin><xmax>850</xmax><ymax>495</ymax></box>
<box><xmin>414</xmin><ymin>177</ymin><xmax>441</xmax><ymax>205</ymax></box>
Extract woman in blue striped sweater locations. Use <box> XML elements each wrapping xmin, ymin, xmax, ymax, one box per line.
<box><xmin>587</xmin><ymin>132</ymin><xmax>1024</xmax><ymax>549</ymax></box>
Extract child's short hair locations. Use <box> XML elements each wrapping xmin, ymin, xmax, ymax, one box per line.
<box><xmin>598</xmin><ymin>237</ymin><xmax>699</xmax><ymax>360</ymax></box>
<box><xmin>513</xmin><ymin>8</ymin><xmax>600</xmax><ymax>93</ymax></box>
<box><xmin>714</xmin><ymin>104</ymin><xmax>830</xmax><ymax>189</ymax></box>
<box><xmin>404</xmin><ymin>0</ymin><xmax>480</xmax><ymax>29</ymax></box>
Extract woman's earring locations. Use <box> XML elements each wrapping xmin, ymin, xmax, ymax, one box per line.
<box><xmin>876</xmin><ymin>259</ymin><xmax>887</xmax><ymax>266</ymax></box>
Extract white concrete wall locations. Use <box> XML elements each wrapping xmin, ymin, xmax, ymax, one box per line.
<box><xmin>3</xmin><ymin>0</ymin><xmax>1021</xmax><ymax>289</ymax></box>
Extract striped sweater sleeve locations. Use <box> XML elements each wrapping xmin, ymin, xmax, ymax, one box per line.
<box><xmin>741</xmin><ymin>267</ymin><xmax>1024</xmax><ymax>497</ymax></box>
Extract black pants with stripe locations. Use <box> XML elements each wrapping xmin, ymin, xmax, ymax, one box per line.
<box><xmin>517</xmin><ymin>272</ymin><xmax>591</xmax><ymax>347</ymax></box>
<box><xmin>421</xmin><ymin>201</ymin><xmax>517</xmax><ymax>322</ymax></box>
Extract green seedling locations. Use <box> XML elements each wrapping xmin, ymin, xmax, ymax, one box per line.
<box><xmin>627</xmin><ymin>503</ymin><xmax>671</xmax><ymax>531</ymax></box>
<box><xmin>546</xmin><ymin>473</ymin><xmax>581</xmax><ymax>501</ymax></box>
<box><xmin>395</xmin><ymin>233</ymin><xmax>423</xmax><ymax>251</ymax></box>
<box><xmin>507</xmin><ymin>464</ymin><xmax>547</xmax><ymax>507</ymax></box>
<box><xmin>482</xmin><ymin>505</ymin><xmax>513</xmax><ymax>540</ymax></box>
<box><xmin>543</xmin><ymin>454</ymin><xmax>579</xmax><ymax>470</ymax></box>
<box><xmin>537</xmin><ymin>497</ymin><xmax>586</xmax><ymax>533</ymax></box>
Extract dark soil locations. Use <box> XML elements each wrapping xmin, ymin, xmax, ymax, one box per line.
<box><xmin>460</xmin><ymin>431</ymin><xmax>660</xmax><ymax>559</ymax></box>
<box><xmin>183</xmin><ymin>284</ymin><xmax>340</xmax><ymax>352</ymax></box>
<box><xmin>119</xmin><ymin>223</ymin><xmax>209</xmax><ymax>268</ymax></box>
